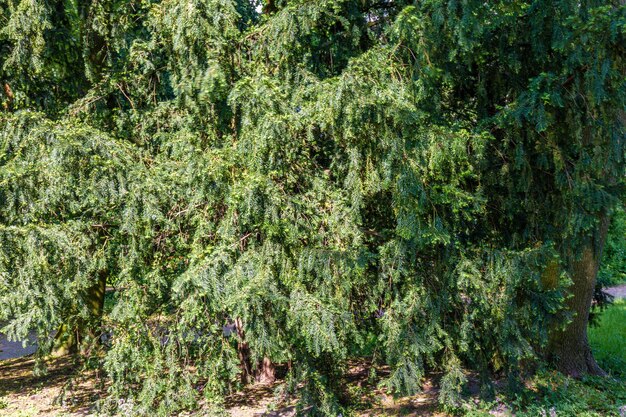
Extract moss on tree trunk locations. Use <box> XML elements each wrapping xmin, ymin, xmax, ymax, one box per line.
<box><xmin>52</xmin><ymin>272</ymin><xmax>106</xmax><ymax>357</ymax></box>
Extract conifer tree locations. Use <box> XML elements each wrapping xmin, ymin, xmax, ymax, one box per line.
<box><xmin>0</xmin><ymin>0</ymin><xmax>624</xmax><ymax>415</ymax></box>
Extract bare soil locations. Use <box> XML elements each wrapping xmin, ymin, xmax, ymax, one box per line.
<box><xmin>0</xmin><ymin>355</ymin><xmax>456</xmax><ymax>417</ymax></box>
<box><xmin>0</xmin><ymin>356</ymin><xmax>103</xmax><ymax>417</ymax></box>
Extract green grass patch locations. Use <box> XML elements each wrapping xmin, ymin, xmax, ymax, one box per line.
<box><xmin>589</xmin><ymin>299</ymin><xmax>626</xmax><ymax>378</ymax></box>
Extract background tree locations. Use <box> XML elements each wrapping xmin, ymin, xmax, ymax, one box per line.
<box><xmin>0</xmin><ymin>112</ymin><xmax>140</xmax><ymax>356</ymax></box>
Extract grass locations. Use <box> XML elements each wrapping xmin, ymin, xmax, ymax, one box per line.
<box><xmin>589</xmin><ymin>299</ymin><xmax>626</xmax><ymax>378</ymax></box>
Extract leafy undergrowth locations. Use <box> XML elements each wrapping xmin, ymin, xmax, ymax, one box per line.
<box><xmin>345</xmin><ymin>368</ymin><xmax>625</xmax><ymax>417</ymax></box>
<box><xmin>439</xmin><ymin>300</ymin><xmax>626</xmax><ymax>417</ymax></box>
<box><xmin>448</xmin><ymin>373</ymin><xmax>626</xmax><ymax>417</ymax></box>
<box><xmin>353</xmin><ymin>300</ymin><xmax>626</xmax><ymax>416</ymax></box>
<box><xmin>434</xmin><ymin>300</ymin><xmax>626</xmax><ymax>417</ymax></box>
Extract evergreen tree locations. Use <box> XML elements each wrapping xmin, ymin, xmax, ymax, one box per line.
<box><xmin>0</xmin><ymin>0</ymin><xmax>624</xmax><ymax>415</ymax></box>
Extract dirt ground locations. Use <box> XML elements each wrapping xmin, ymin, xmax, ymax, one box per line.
<box><xmin>0</xmin><ymin>356</ymin><xmax>102</xmax><ymax>417</ymax></box>
<box><xmin>0</xmin><ymin>355</ymin><xmax>452</xmax><ymax>417</ymax></box>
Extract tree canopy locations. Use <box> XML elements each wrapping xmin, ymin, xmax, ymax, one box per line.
<box><xmin>1</xmin><ymin>0</ymin><xmax>624</xmax><ymax>415</ymax></box>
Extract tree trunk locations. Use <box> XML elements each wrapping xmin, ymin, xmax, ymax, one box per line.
<box><xmin>234</xmin><ymin>318</ymin><xmax>276</xmax><ymax>384</ymax></box>
<box><xmin>80</xmin><ymin>270</ymin><xmax>107</xmax><ymax>355</ymax></box>
<box><xmin>52</xmin><ymin>322</ymin><xmax>79</xmax><ymax>357</ymax></box>
<box><xmin>235</xmin><ymin>317</ymin><xmax>253</xmax><ymax>384</ymax></box>
<box><xmin>547</xmin><ymin>215</ymin><xmax>609</xmax><ymax>377</ymax></box>
<box><xmin>52</xmin><ymin>272</ymin><xmax>106</xmax><ymax>357</ymax></box>
<box><xmin>263</xmin><ymin>0</ymin><xmax>277</xmax><ymax>14</ymax></box>
<box><xmin>2</xmin><ymin>82</ymin><xmax>14</xmax><ymax>111</ymax></box>
<box><xmin>255</xmin><ymin>356</ymin><xmax>276</xmax><ymax>384</ymax></box>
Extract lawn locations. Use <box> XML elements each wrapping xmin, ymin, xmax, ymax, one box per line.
<box><xmin>589</xmin><ymin>299</ymin><xmax>626</xmax><ymax>378</ymax></box>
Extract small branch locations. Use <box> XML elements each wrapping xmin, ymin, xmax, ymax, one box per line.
<box><xmin>117</xmin><ymin>82</ymin><xmax>135</xmax><ymax>109</ymax></box>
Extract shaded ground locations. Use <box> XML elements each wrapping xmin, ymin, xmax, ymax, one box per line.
<box><xmin>226</xmin><ymin>382</ymin><xmax>297</xmax><ymax>417</ymax></box>
<box><xmin>0</xmin><ymin>356</ymin><xmax>103</xmax><ymax>417</ymax></box>
<box><xmin>226</xmin><ymin>361</ymin><xmax>485</xmax><ymax>417</ymax></box>
<box><xmin>356</xmin><ymin>381</ymin><xmax>448</xmax><ymax>417</ymax></box>
<box><xmin>1</xmin><ymin>353</ymin><xmax>623</xmax><ymax>417</ymax></box>
<box><xmin>0</xmin><ymin>355</ymin><xmax>451</xmax><ymax>417</ymax></box>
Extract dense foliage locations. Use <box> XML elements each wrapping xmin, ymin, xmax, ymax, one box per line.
<box><xmin>1</xmin><ymin>0</ymin><xmax>624</xmax><ymax>415</ymax></box>
<box><xmin>599</xmin><ymin>208</ymin><xmax>626</xmax><ymax>287</ymax></box>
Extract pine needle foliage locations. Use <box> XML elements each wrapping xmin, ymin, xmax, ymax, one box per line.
<box><xmin>1</xmin><ymin>0</ymin><xmax>624</xmax><ymax>415</ymax></box>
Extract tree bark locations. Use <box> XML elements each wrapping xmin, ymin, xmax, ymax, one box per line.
<box><xmin>234</xmin><ymin>318</ymin><xmax>276</xmax><ymax>384</ymax></box>
<box><xmin>235</xmin><ymin>317</ymin><xmax>253</xmax><ymax>384</ymax></box>
<box><xmin>52</xmin><ymin>322</ymin><xmax>79</xmax><ymax>357</ymax></box>
<box><xmin>255</xmin><ymin>356</ymin><xmax>276</xmax><ymax>384</ymax></box>
<box><xmin>547</xmin><ymin>215</ymin><xmax>610</xmax><ymax>377</ymax></box>
<box><xmin>262</xmin><ymin>0</ymin><xmax>277</xmax><ymax>15</ymax></box>
<box><xmin>52</xmin><ymin>271</ymin><xmax>106</xmax><ymax>357</ymax></box>
<box><xmin>2</xmin><ymin>82</ymin><xmax>14</xmax><ymax>111</ymax></box>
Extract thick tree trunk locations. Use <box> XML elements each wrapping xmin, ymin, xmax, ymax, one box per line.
<box><xmin>52</xmin><ymin>322</ymin><xmax>78</xmax><ymax>357</ymax></box>
<box><xmin>547</xmin><ymin>215</ymin><xmax>609</xmax><ymax>377</ymax></box>
<box><xmin>52</xmin><ymin>272</ymin><xmax>106</xmax><ymax>357</ymax></box>
<box><xmin>79</xmin><ymin>270</ymin><xmax>107</xmax><ymax>355</ymax></box>
<box><xmin>255</xmin><ymin>356</ymin><xmax>276</xmax><ymax>384</ymax></box>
